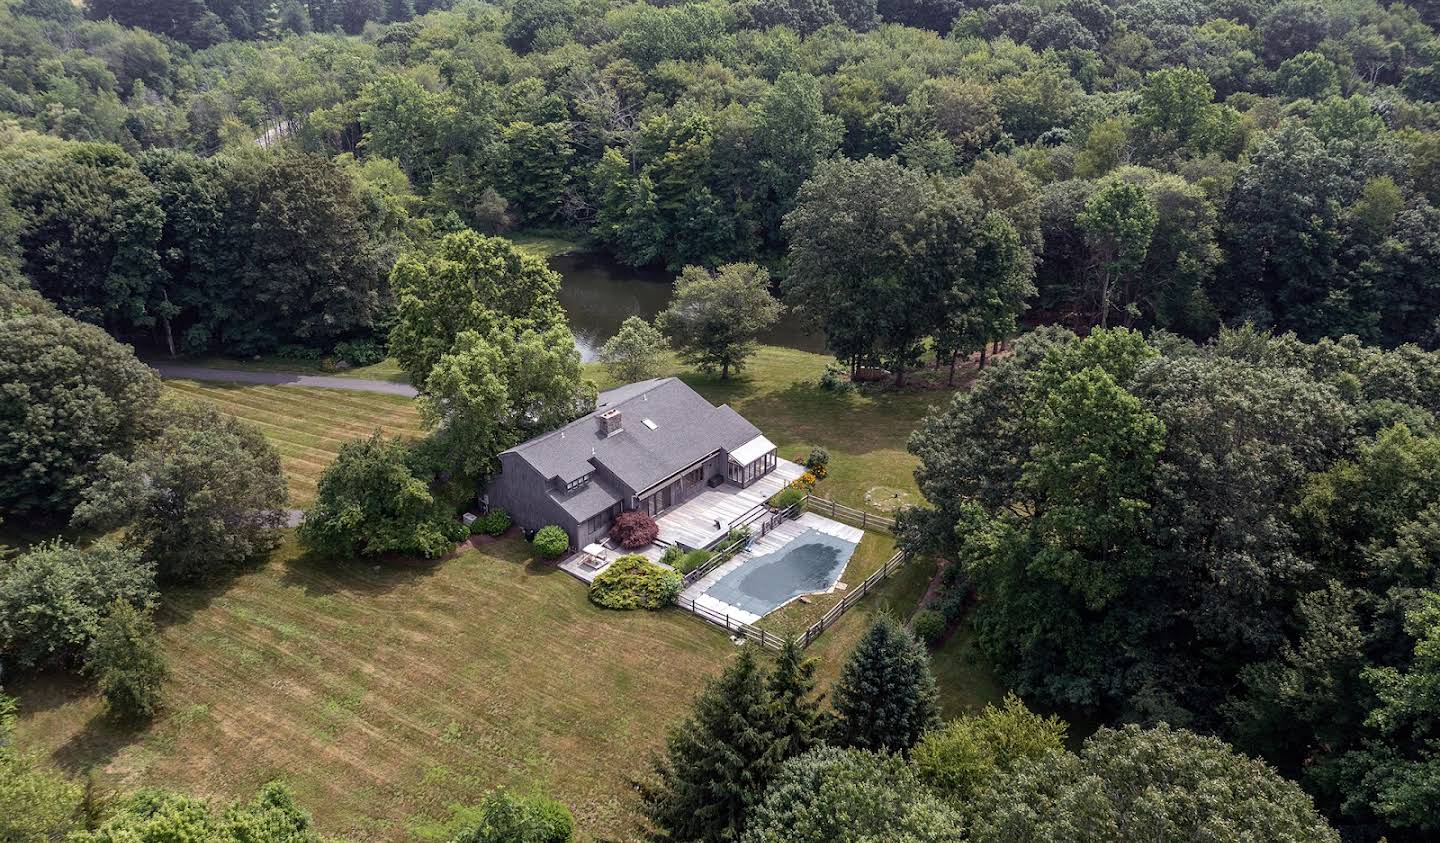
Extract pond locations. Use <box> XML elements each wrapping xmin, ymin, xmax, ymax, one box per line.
<box><xmin>550</xmin><ymin>251</ymin><xmax>828</xmax><ymax>362</ymax></box>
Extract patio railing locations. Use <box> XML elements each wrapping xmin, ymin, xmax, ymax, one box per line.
<box><xmin>674</xmin><ymin>593</ymin><xmax>788</xmax><ymax>650</ymax></box>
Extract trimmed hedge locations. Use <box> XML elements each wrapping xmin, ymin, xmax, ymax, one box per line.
<box><xmin>589</xmin><ymin>555</ymin><xmax>683</xmax><ymax>610</ymax></box>
<box><xmin>533</xmin><ymin>525</ymin><xmax>569</xmax><ymax>558</ymax></box>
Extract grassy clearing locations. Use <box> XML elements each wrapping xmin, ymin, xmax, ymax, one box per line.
<box><xmin>163</xmin><ymin>381</ymin><xmax>422</xmax><ymax>507</ymax></box>
<box><xmin>150</xmin><ymin>354</ymin><xmax>410</xmax><ymax>383</ymax></box>
<box><xmin>509</xmin><ymin>229</ymin><xmax>589</xmax><ymax>259</ymax></box>
<box><xmin>12</xmin><ymin>537</ymin><xmax>736</xmax><ymax>841</ymax></box>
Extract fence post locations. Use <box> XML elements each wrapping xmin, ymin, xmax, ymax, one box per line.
<box><xmin>861</xmin><ymin>511</ymin><xmax>868</xmax><ymax>531</ymax></box>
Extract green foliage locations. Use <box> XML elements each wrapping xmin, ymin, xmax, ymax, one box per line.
<box><xmin>968</xmin><ymin>724</ymin><xmax>1339</xmax><ymax>842</ymax></box>
<box><xmin>0</xmin><ymin>288</ymin><xmax>162</xmax><ymax>518</ymax></box>
<box><xmin>333</xmin><ymin>338</ymin><xmax>386</xmax><ymax>367</ymax></box>
<box><xmin>532</xmin><ymin>525</ymin><xmax>569</xmax><ymax>559</ymax></box>
<box><xmin>472</xmin><ymin>508</ymin><xmax>512</xmax><ymax>536</ymax></box>
<box><xmin>0</xmin><ymin>540</ymin><xmax>155</xmax><ymax>670</ymax></box>
<box><xmin>767</xmin><ymin>639</ymin><xmax>824</xmax><ymax>761</ymax></box>
<box><xmin>656</xmin><ymin>263</ymin><xmax>783</xmax><ymax>379</ymax></box>
<box><xmin>639</xmin><ymin>648</ymin><xmax>789</xmax><ymax>842</ymax></box>
<box><xmin>912</xmin><ymin>694</ymin><xmax>1067</xmax><ymax>804</ymax></box>
<box><xmin>388</xmin><ymin>230</ymin><xmax>566</xmax><ymax>387</ymax></box>
<box><xmin>831</xmin><ymin>615</ymin><xmax>941</xmax><ymax>753</ymax></box>
<box><xmin>73</xmin><ymin>400</ymin><xmax>288</xmax><ymax>582</ymax></box>
<box><xmin>740</xmin><ymin>746</ymin><xmax>965</xmax><ymax>843</ymax></box>
<box><xmin>768</xmin><ymin>487</ymin><xmax>805</xmax><ymax>510</ymax></box>
<box><xmin>911</xmin><ymin>609</ymin><xmax>946</xmax><ymax>644</ymax></box>
<box><xmin>299</xmin><ymin>433</ymin><xmax>465</xmax><ymax>560</ymax></box>
<box><xmin>448</xmin><ymin>790</ymin><xmax>574</xmax><ymax>843</ymax></box>
<box><xmin>0</xmin><ymin>689</ymin><xmax>84</xmax><ymax>843</ymax></box>
<box><xmin>785</xmin><ymin>156</ymin><xmax>1032</xmax><ymax>383</ymax></box>
<box><xmin>598</xmin><ymin>316</ymin><xmax>668</xmax><ymax>384</ymax></box>
<box><xmin>72</xmin><ymin>781</ymin><xmax>322</xmax><ymax>843</ymax></box>
<box><xmin>802</xmin><ymin>446</ymin><xmax>830</xmax><ymax>479</ymax></box>
<box><xmin>87</xmin><ymin>599</ymin><xmax>168</xmax><ymax>722</ymax></box>
<box><xmin>418</xmin><ymin>324</ymin><xmax>595</xmax><ymax>478</ymax></box>
<box><xmin>659</xmin><ymin>545</ymin><xmax>712</xmax><ymax>573</ymax></box>
<box><xmin>587</xmin><ymin>554</ymin><xmax>682</xmax><ymax>610</ymax></box>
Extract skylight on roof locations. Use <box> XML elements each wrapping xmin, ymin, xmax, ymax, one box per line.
<box><xmin>642</xmin><ymin>418</ymin><xmax>658</xmax><ymax>430</ymax></box>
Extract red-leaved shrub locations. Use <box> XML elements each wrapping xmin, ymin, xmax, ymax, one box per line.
<box><xmin>610</xmin><ymin>510</ymin><xmax>659</xmax><ymax>549</ymax></box>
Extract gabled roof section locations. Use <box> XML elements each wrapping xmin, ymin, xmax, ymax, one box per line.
<box><xmin>503</xmin><ymin>377</ymin><xmax>762</xmax><ymax>496</ymax></box>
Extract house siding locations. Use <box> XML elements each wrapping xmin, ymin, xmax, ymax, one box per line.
<box><xmin>485</xmin><ymin>454</ymin><xmax>580</xmax><ymax>547</ymax></box>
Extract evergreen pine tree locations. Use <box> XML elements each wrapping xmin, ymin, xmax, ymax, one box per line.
<box><xmin>831</xmin><ymin>615</ymin><xmax>941</xmax><ymax>753</ymax></box>
<box><xmin>640</xmin><ymin>648</ymin><xmax>784</xmax><ymax>842</ymax></box>
<box><xmin>86</xmin><ymin>599</ymin><xmax>169</xmax><ymax>721</ymax></box>
<box><xmin>768</xmin><ymin>638</ymin><xmax>823</xmax><ymax>760</ymax></box>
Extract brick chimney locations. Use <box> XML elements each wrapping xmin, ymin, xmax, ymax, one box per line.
<box><xmin>598</xmin><ymin>408</ymin><xmax>623</xmax><ymax>437</ymax></box>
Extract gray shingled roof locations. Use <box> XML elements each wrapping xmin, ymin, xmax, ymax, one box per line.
<box><xmin>504</xmin><ymin>378</ymin><xmax>763</xmax><ymax>514</ymax></box>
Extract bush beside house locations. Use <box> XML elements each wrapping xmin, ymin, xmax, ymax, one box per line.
<box><xmin>471</xmin><ymin>508</ymin><xmax>512</xmax><ymax>536</ymax></box>
<box><xmin>589</xmin><ymin>556</ymin><xmax>683</xmax><ymax>610</ymax></box>
<box><xmin>609</xmin><ymin>511</ymin><xmax>659</xmax><ymax>549</ymax></box>
<box><xmin>533</xmin><ymin>525</ymin><xmax>570</xmax><ymax>558</ymax></box>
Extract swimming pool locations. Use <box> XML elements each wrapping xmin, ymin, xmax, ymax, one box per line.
<box><xmin>701</xmin><ymin>527</ymin><xmax>859</xmax><ymax>617</ymax></box>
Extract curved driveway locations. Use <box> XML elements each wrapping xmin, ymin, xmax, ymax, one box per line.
<box><xmin>152</xmin><ymin>365</ymin><xmax>417</xmax><ymax>398</ymax></box>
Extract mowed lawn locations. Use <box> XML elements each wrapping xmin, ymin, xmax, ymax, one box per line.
<box><xmin>163</xmin><ymin>380</ymin><xmax>423</xmax><ymax>507</ymax></box>
<box><xmin>13</xmin><ymin>538</ymin><xmax>737</xmax><ymax>841</ymax></box>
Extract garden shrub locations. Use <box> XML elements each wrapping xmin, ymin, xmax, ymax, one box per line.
<box><xmin>677</xmin><ymin>549</ymin><xmax>712</xmax><ymax>574</ymax></box>
<box><xmin>803</xmin><ymin>446</ymin><xmax>830</xmax><ymax>480</ymax></box>
<box><xmin>533</xmin><ymin>525</ymin><xmax>569</xmax><ymax>558</ymax></box>
<box><xmin>913</xmin><ymin>609</ymin><xmax>947</xmax><ymax>645</ymax></box>
<box><xmin>659</xmin><ymin>545</ymin><xmax>685</xmax><ymax>567</ymax></box>
<box><xmin>819</xmin><ymin>363</ymin><xmax>854</xmax><ymax>393</ymax></box>
<box><xmin>334</xmin><ymin>338</ymin><xmax>386</xmax><ymax>367</ymax></box>
<box><xmin>609</xmin><ymin>510</ymin><xmax>659</xmax><ymax>549</ymax></box>
<box><xmin>769</xmin><ymin>486</ymin><xmax>805</xmax><ymax>510</ymax></box>
<box><xmin>589</xmin><ymin>555</ymin><xmax>683</xmax><ymax>610</ymax></box>
<box><xmin>471</xmin><ymin>508</ymin><xmax>512</xmax><ymax>536</ymax></box>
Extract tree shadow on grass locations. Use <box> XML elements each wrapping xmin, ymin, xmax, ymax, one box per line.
<box><xmin>48</xmin><ymin>707</ymin><xmax>146</xmax><ymax>777</ymax></box>
<box><xmin>731</xmin><ymin>381</ymin><xmax>941</xmax><ymax>457</ymax></box>
<box><xmin>275</xmin><ymin>547</ymin><xmax>445</xmax><ymax>599</ymax></box>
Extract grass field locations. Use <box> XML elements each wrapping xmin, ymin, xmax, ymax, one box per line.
<box><xmin>151</xmin><ymin>354</ymin><xmax>411</xmax><ymax>383</ymax></box>
<box><xmin>12</xmin><ymin>537</ymin><xmax>736</xmax><ymax>840</ymax></box>
<box><xmin>163</xmin><ymin>380</ymin><xmax>423</xmax><ymax>507</ymax></box>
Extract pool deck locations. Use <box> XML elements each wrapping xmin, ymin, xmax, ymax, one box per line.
<box><xmin>680</xmin><ymin>512</ymin><xmax>864</xmax><ymax>625</ymax></box>
<box><xmin>655</xmin><ymin>459</ymin><xmax>806</xmax><ymax>550</ymax></box>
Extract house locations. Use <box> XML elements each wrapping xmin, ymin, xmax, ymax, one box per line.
<box><xmin>482</xmin><ymin>377</ymin><xmax>780</xmax><ymax>550</ymax></box>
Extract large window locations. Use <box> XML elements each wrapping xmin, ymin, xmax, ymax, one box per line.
<box><xmin>565</xmin><ymin>473</ymin><xmax>591</xmax><ymax>492</ymax></box>
<box><xmin>729</xmin><ymin>450</ymin><xmax>776</xmax><ymax>487</ymax></box>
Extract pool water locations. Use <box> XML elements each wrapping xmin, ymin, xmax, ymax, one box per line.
<box><xmin>702</xmin><ymin>528</ymin><xmax>858</xmax><ymax>617</ymax></box>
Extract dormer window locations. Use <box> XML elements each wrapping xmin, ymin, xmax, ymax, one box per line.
<box><xmin>566</xmin><ymin>473</ymin><xmax>592</xmax><ymax>492</ymax></box>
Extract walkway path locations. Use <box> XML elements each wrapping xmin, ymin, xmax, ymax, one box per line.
<box><xmin>152</xmin><ymin>365</ymin><xmax>417</xmax><ymax>397</ymax></box>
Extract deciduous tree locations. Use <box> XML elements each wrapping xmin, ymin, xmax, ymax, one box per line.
<box><xmin>656</xmin><ymin>263</ymin><xmax>782</xmax><ymax>379</ymax></box>
<box><xmin>73</xmin><ymin>400</ymin><xmax>289</xmax><ymax>582</ymax></box>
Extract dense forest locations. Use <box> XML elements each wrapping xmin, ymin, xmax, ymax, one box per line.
<box><xmin>5</xmin><ymin>0</ymin><xmax>1440</xmax><ymax>839</ymax></box>
<box><xmin>4</xmin><ymin>0</ymin><xmax>1440</xmax><ymax>363</ymax></box>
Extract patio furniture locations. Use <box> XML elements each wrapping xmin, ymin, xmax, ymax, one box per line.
<box><xmin>581</xmin><ymin>543</ymin><xmax>609</xmax><ymax>568</ymax></box>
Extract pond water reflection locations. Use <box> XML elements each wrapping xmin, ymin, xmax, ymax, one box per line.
<box><xmin>551</xmin><ymin>251</ymin><xmax>827</xmax><ymax>361</ymax></box>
